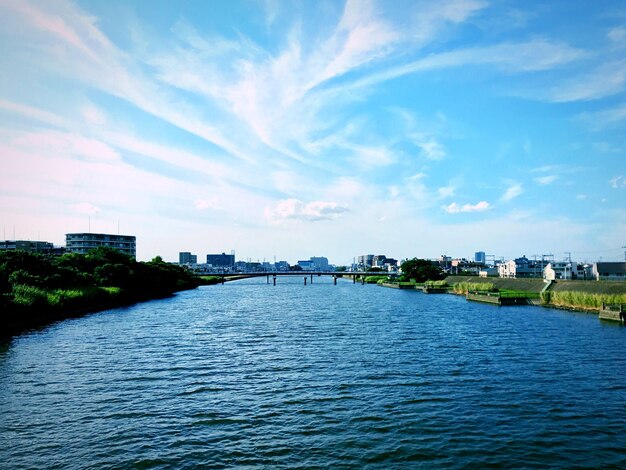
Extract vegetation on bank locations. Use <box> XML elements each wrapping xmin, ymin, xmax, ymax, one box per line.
<box><xmin>1</xmin><ymin>248</ymin><xmax>199</xmax><ymax>337</ymax></box>
<box><xmin>199</xmin><ymin>275</ymin><xmax>224</xmax><ymax>285</ymax></box>
<box><xmin>364</xmin><ymin>275</ymin><xmax>387</xmax><ymax>284</ymax></box>
<box><xmin>451</xmin><ymin>282</ymin><xmax>497</xmax><ymax>295</ymax></box>
<box><xmin>400</xmin><ymin>258</ymin><xmax>445</xmax><ymax>283</ymax></box>
<box><xmin>447</xmin><ymin>275</ymin><xmax>626</xmax><ymax>312</ymax></box>
<box><xmin>542</xmin><ymin>291</ymin><xmax>626</xmax><ymax>310</ymax></box>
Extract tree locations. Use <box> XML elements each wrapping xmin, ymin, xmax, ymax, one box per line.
<box><xmin>400</xmin><ymin>258</ymin><xmax>445</xmax><ymax>282</ymax></box>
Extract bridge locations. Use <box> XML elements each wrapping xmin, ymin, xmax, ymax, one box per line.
<box><xmin>201</xmin><ymin>271</ymin><xmax>395</xmax><ymax>285</ymax></box>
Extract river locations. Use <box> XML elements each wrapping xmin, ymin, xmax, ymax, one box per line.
<box><xmin>1</xmin><ymin>276</ymin><xmax>625</xmax><ymax>468</ymax></box>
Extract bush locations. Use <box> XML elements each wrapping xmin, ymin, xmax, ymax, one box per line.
<box><xmin>12</xmin><ymin>284</ymin><xmax>49</xmax><ymax>309</ymax></box>
<box><xmin>424</xmin><ymin>280</ymin><xmax>449</xmax><ymax>288</ymax></box>
<box><xmin>451</xmin><ymin>282</ymin><xmax>496</xmax><ymax>295</ymax></box>
<box><xmin>547</xmin><ymin>291</ymin><xmax>626</xmax><ymax>310</ymax></box>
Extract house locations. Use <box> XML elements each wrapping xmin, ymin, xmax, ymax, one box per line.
<box><xmin>479</xmin><ymin>267</ymin><xmax>498</xmax><ymax>278</ymax></box>
<box><xmin>544</xmin><ymin>262</ymin><xmax>593</xmax><ymax>280</ymax></box>
<box><xmin>544</xmin><ymin>262</ymin><xmax>574</xmax><ymax>280</ymax></box>
<box><xmin>592</xmin><ymin>262</ymin><xmax>626</xmax><ymax>281</ymax></box>
<box><xmin>498</xmin><ymin>256</ymin><xmax>543</xmax><ymax>278</ymax></box>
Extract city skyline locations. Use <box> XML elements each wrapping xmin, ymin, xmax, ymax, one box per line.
<box><xmin>1</xmin><ymin>0</ymin><xmax>625</xmax><ymax>263</ymax></box>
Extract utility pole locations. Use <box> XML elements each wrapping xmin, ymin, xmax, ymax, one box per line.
<box><xmin>564</xmin><ymin>252</ymin><xmax>572</xmax><ymax>263</ymax></box>
<box><xmin>622</xmin><ymin>246</ymin><xmax>626</xmax><ymax>261</ymax></box>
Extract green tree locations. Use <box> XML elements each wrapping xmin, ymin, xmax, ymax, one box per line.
<box><xmin>400</xmin><ymin>258</ymin><xmax>445</xmax><ymax>282</ymax></box>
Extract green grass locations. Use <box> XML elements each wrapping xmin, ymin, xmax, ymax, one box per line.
<box><xmin>424</xmin><ymin>280</ymin><xmax>449</xmax><ymax>288</ymax></box>
<box><xmin>12</xmin><ymin>284</ymin><xmax>124</xmax><ymax>310</ymax></box>
<box><xmin>364</xmin><ymin>275</ymin><xmax>388</xmax><ymax>284</ymax></box>
<box><xmin>545</xmin><ymin>291</ymin><xmax>626</xmax><ymax>310</ymax></box>
<box><xmin>451</xmin><ymin>282</ymin><xmax>496</xmax><ymax>295</ymax></box>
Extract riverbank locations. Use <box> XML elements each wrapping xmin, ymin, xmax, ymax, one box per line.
<box><xmin>1</xmin><ymin>248</ymin><xmax>200</xmax><ymax>341</ymax></box>
<box><xmin>444</xmin><ymin>276</ymin><xmax>626</xmax><ymax>318</ymax></box>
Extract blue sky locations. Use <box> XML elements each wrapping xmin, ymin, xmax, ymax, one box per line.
<box><xmin>0</xmin><ymin>0</ymin><xmax>625</xmax><ymax>264</ymax></box>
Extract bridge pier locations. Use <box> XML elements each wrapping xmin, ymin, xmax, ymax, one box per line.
<box><xmin>304</xmin><ymin>277</ymin><xmax>307</xmax><ymax>285</ymax></box>
<box><xmin>267</xmin><ymin>275</ymin><xmax>269</xmax><ymax>284</ymax></box>
<box><xmin>334</xmin><ymin>276</ymin><xmax>337</xmax><ymax>285</ymax></box>
<box><xmin>310</xmin><ymin>274</ymin><xmax>313</xmax><ymax>284</ymax></box>
<box><xmin>273</xmin><ymin>275</ymin><xmax>276</xmax><ymax>286</ymax></box>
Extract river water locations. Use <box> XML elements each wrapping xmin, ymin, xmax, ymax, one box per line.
<box><xmin>1</xmin><ymin>276</ymin><xmax>625</xmax><ymax>468</ymax></box>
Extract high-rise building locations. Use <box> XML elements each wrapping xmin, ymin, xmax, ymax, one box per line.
<box><xmin>0</xmin><ymin>240</ymin><xmax>54</xmax><ymax>253</ymax></box>
<box><xmin>206</xmin><ymin>252</ymin><xmax>235</xmax><ymax>267</ymax></box>
<box><xmin>475</xmin><ymin>251</ymin><xmax>486</xmax><ymax>264</ymax></box>
<box><xmin>66</xmin><ymin>233</ymin><xmax>136</xmax><ymax>258</ymax></box>
<box><xmin>179</xmin><ymin>252</ymin><xmax>197</xmax><ymax>264</ymax></box>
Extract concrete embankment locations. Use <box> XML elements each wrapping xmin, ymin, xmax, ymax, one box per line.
<box><xmin>444</xmin><ymin>276</ymin><xmax>626</xmax><ymax>321</ymax></box>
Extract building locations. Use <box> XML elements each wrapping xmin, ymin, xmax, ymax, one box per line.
<box><xmin>275</xmin><ymin>261</ymin><xmax>290</xmax><ymax>271</ymax></box>
<box><xmin>479</xmin><ymin>267</ymin><xmax>498</xmax><ymax>277</ymax></box>
<box><xmin>498</xmin><ymin>256</ymin><xmax>543</xmax><ymax>278</ymax></box>
<box><xmin>179</xmin><ymin>252</ymin><xmax>197</xmax><ymax>264</ymax></box>
<box><xmin>0</xmin><ymin>240</ymin><xmax>55</xmax><ymax>253</ymax></box>
<box><xmin>357</xmin><ymin>254</ymin><xmax>374</xmax><ymax>270</ymax></box>
<box><xmin>543</xmin><ymin>262</ymin><xmax>575</xmax><ymax>280</ymax></box>
<box><xmin>310</xmin><ymin>256</ymin><xmax>330</xmax><ymax>271</ymax></box>
<box><xmin>592</xmin><ymin>262</ymin><xmax>626</xmax><ymax>281</ymax></box>
<box><xmin>206</xmin><ymin>252</ymin><xmax>235</xmax><ymax>267</ymax></box>
<box><xmin>475</xmin><ymin>251</ymin><xmax>486</xmax><ymax>264</ymax></box>
<box><xmin>451</xmin><ymin>259</ymin><xmax>483</xmax><ymax>275</ymax></box>
<box><xmin>66</xmin><ymin>233</ymin><xmax>136</xmax><ymax>258</ymax></box>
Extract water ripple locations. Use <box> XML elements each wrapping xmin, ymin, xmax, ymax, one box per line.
<box><xmin>1</xmin><ymin>278</ymin><xmax>626</xmax><ymax>468</ymax></box>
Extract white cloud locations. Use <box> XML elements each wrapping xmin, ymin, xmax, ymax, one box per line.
<box><xmin>534</xmin><ymin>175</ymin><xmax>558</xmax><ymax>185</ymax></box>
<box><xmin>443</xmin><ymin>201</ymin><xmax>491</xmax><ymax>213</ymax></box>
<box><xmin>501</xmin><ymin>183</ymin><xmax>523</xmax><ymax>202</ymax></box>
<box><xmin>264</xmin><ymin>199</ymin><xmax>349</xmax><ymax>223</ymax></box>
<box><xmin>437</xmin><ymin>185</ymin><xmax>456</xmax><ymax>199</ymax></box>
<box><xmin>414</xmin><ymin>136</ymin><xmax>446</xmax><ymax>160</ymax></box>
<box><xmin>545</xmin><ymin>61</ymin><xmax>626</xmax><ymax>103</ymax></box>
<box><xmin>609</xmin><ymin>176</ymin><xmax>626</xmax><ymax>188</ymax></box>
<box><xmin>608</xmin><ymin>27</ymin><xmax>626</xmax><ymax>44</ymax></box>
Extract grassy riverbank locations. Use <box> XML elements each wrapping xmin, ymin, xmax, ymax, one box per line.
<box><xmin>1</xmin><ymin>248</ymin><xmax>199</xmax><ymax>340</ymax></box>
<box><xmin>445</xmin><ymin>276</ymin><xmax>626</xmax><ymax>313</ymax></box>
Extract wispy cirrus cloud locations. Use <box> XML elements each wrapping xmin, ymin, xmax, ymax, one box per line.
<box><xmin>501</xmin><ymin>183</ymin><xmax>523</xmax><ymax>202</ymax></box>
<box><xmin>609</xmin><ymin>176</ymin><xmax>626</xmax><ymax>188</ymax></box>
<box><xmin>534</xmin><ymin>175</ymin><xmax>558</xmax><ymax>185</ymax></box>
<box><xmin>443</xmin><ymin>201</ymin><xmax>491</xmax><ymax>214</ymax></box>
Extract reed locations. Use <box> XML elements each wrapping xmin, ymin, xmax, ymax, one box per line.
<box><xmin>547</xmin><ymin>291</ymin><xmax>626</xmax><ymax>310</ymax></box>
<box><xmin>451</xmin><ymin>282</ymin><xmax>496</xmax><ymax>295</ymax></box>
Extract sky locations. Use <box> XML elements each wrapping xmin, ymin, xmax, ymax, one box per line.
<box><xmin>0</xmin><ymin>0</ymin><xmax>625</xmax><ymax>265</ymax></box>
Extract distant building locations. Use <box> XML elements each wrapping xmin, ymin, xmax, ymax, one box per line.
<box><xmin>543</xmin><ymin>262</ymin><xmax>575</xmax><ymax>280</ymax></box>
<box><xmin>206</xmin><ymin>252</ymin><xmax>235</xmax><ymax>267</ymax></box>
<box><xmin>498</xmin><ymin>256</ymin><xmax>543</xmax><ymax>278</ymax></box>
<box><xmin>451</xmin><ymin>259</ymin><xmax>483</xmax><ymax>275</ymax></box>
<box><xmin>297</xmin><ymin>260</ymin><xmax>314</xmax><ymax>271</ymax></box>
<box><xmin>475</xmin><ymin>251</ymin><xmax>486</xmax><ymax>264</ymax></box>
<box><xmin>275</xmin><ymin>261</ymin><xmax>290</xmax><ymax>271</ymax></box>
<box><xmin>479</xmin><ymin>267</ymin><xmax>499</xmax><ymax>278</ymax></box>
<box><xmin>0</xmin><ymin>240</ymin><xmax>55</xmax><ymax>253</ymax></box>
<box><xmin>66</xmin><ymin>233</ymin><xmax>136</xmax><ymax>258</ymax></box>
<box><xmin>357</xmin><ymin>254</ymin><xmax>374</xmax><ymax>269</ymax></box>
<box><xmin>310</xmin><ymin>256</ymin><xmax>330</xmax><ymax>271</ymax></box>
<box><xmin>592</xmin><ymin>262</ymin><xmax>626</xmax><ymax>281</ymax></box>
<box><xmin>179</xmin><ymin>252</ymin><xmax>197</xmax><ymax>264</ymax></box>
